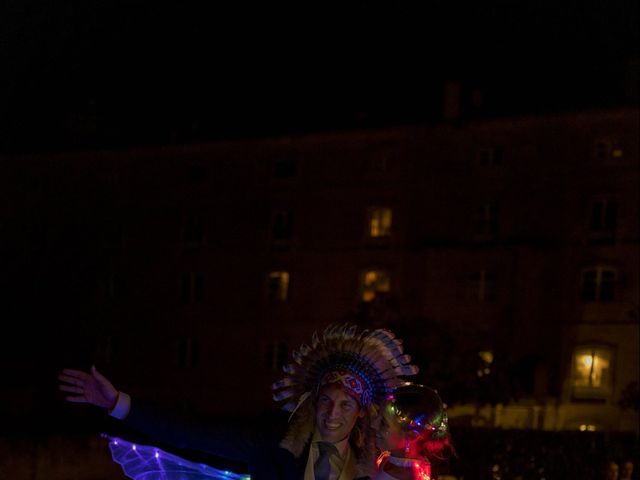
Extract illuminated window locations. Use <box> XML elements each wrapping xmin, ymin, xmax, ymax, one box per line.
<box><xmin>478</xmin><ymin>147</ymin><xmax>504</xmax><ymax>166</ymax></box>
<box><xmin>361</xmin><ymin>270</ymin><xmax>390</xmax><ymax>302</ymax></box>
<box><xmin>474</xmin><ymin>203</ymin><xmax>499</xmax><ymax>236</ymax></box>
<box><xmin>471</xmin><ymin>271</ymin><xmax>497</xmax><ymax>302</ymax></box>
<box><xmin>595</xmin><ymin>138</ymin><xmax>623</xmax><ymax>161</ymax></box>
<box><xmin>581</xmin><ymin>267</ymin><xmax>616</xmax><ymax>302</ymax></box>
<box><xmin>590</xmin><ymin>199</ymin><xmax>618</xmax><ymax>232</ymax></box>
<box><xmin>368</xmin><ymin>207</ymin><xmax>392</xmax><ymax>237</ymax></box>
<box><xmin>272</xmin><ymin>211</ymin><xmax>294</xmax><ymax>241</ymax></box>
<box><xmin>579</xmin><ymin>424</ymin><xmax>597</xmax><ymax>432</ymax></box>
<box><xmin>573</xmin><ymin>346</ymin><xmax>613</xmax><ymax>398</ymax></box>
<box><xmin>477</xmin><ymin>350</ymin><xmax>494</xmax><ymax>377</ymax></box>
<box><xmin>268</xmin><ymin>271</ymin><xmax>290</xmax><ymax>301</ymax></box>
<box><xmin>181</xmin><ymin>272</ymin><xmax>204</xmax><ymax>304</ymax></box>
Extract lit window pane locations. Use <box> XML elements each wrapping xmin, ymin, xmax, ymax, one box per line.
<box><xmin>268</xmin><ymin>271</ymin><xmax>290</xmax><ymax>301</ymax></box>
<box><xmin>573</xmin><ymin>347</ymin><xmax>612</xmax><ymax>391</ymax></box>
<box><xmin>361</xmin><ymin>270</ymin><xmax>390</xmax><ymax>302</ymax></box>
<box><xmin>368</xmin><ymin>208</ymin><xmax>392</xmax><ymax>237</ymax></box>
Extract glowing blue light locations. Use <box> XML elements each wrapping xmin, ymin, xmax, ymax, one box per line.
<box><xmin>105</xmin><ymin>435</ymin><xmax>252</xmax><ymax>479</ymax></box>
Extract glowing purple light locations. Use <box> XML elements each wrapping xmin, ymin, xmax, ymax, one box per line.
<box><xmin>105</xmin><ymin>435</ymin><xmax>251</xmax><ymax>479</ymax></box>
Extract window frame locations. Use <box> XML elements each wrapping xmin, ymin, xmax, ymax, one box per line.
<box><xmin>359</xmin><ymin>269</ymin><xmax>391</xmax><ymax>302</ymax></box>
<box><xmin>267</xmin><ymin>271</ymin><xmax>290</xmax><ymax>302</ymax></box>
<box><xmin>366</xmin><ymin>206</ymin><xmax>393</xmax><ymax>239</ymax></box>
<box><xmin>581</xmin><ymin>266</ymin><xmax>617</xmax><ymax>303</ymax></box>
<box><xmin>571</xmin><ymin>344</ymin><xmax>614</xmax><ymax>399</ymax></box>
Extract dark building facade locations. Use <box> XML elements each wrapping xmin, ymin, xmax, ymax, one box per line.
<box><xmin>2</xmin><ymin>107</ymin><xmax>638</xmax><ymax>436</ymax></box>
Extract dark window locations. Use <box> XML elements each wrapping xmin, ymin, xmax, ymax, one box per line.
<box><xmin>182</xmin><ymin>214</ymin><xmax>205</xmax><ymax>244</ymax></box>
<box><xmin>273</xmin><ymin>160</ymin><xmax>297</xmax><ymax>178</ymax></box>
<box><xmin>478</xmin><ymin>148</ymin><xmax>504</xmax><ymax>166</ymax></box>
<box><xmin>582</xmin><ymin>268</ymin><xmax>616</xmax><ymax>302</ymax></box>
<box><xmin>474</xmin><ymin>203</ymin><xmax>499</xmax><ymax>236</ymax></box>
<box><xmin>590</xmin><ymin>200</ymin><xmax>618</xmax><ymax>232</ymax></box>
<box><xmin>264</xmin><ymin>341</ymin><xmax>288</xmax><ymax>370</ymax></box>
<box><xmin>103</xmin><ymin>217</ymin><xmax>124</xmax><ymax>248</ymax></box>
<box><xmin>471</xmin><ymin>271</ymin><xmax>497</xmax><ymax>302</ymax></box>
<box><xmin>179</xmin><ymin>338</ymin><xmax>199</xmax><ymax>368</ymax></box>
<box><xmin>181</xmin><ymin>272</ymin><xmax>205</xmax><ymax>304</ymax></box>
<box><xmin>187</xmin><ymin>164</ymin><xmax>208</xmax><ymax>184</ymax></box>
<box><xmin>272</xmin><ymin>211</ymin><xmax>294</xmax><ymax>241</ymax></box>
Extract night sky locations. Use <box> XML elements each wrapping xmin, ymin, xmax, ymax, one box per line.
<box><xmin>2</xmin><ymin>1</ymin><xmax>638</xmax><ymax>153</ymax></box>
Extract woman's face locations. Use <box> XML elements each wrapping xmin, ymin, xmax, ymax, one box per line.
<box><xmin>375</xmin><ymin>405</ymin><xmax>406</xmax><ymax>452</ymax></box>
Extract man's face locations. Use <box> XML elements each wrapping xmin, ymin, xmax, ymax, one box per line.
<box><xmin>315</xmin><ymin>384</ymin><xmax>364</xmax><ymax>443</ymax></box>
<box><xmin>621</xmin><ymin>461</ymin><xmax>633</xmax><ymax>478</ymax></box>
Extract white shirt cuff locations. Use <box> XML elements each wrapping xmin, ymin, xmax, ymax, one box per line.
<box><xmin>108</xmin><ymin>392</ymin><xmax>131</xmax><ymax>419</ymax></box>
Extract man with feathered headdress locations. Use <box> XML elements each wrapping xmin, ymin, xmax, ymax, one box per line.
<box><xmin>59</xmin><ymin>324</ymin><xmax>418</xmax><ymax>479</ymax></box>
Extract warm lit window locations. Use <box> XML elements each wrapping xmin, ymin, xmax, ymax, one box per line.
<box><xmin>474</xmin><ymin>203</ymin><xmax>499</xmax><ymax>236</ymax></box>
<box><xmin>368</xmin><ymin>207</ymin><xmax>392</xmax><ymax>237</ymax></box>
<box><xmin>477</xmin><ymin>350</ymin><xmax>494</xmax><ymax>377</ymax></box>
<box><xmin>268</xmin><ymin>271</ymin><xmax>290</xmax><ymax>301</ymax></box>
<box><xmin>573</xmin><ymin>346</ymin><xmax>613</xmax><ymax>398</ymax></box>
<box><xmin>478</xmin><ymin>147</ymin><xmax>504</xmax><ymax>166</ymax></box>
<box><xmin>181</xmin><ymin>272</ymin><xmax>205</xmax><ymax>304</ymax></box>
<box><xmin>361</xmin><ymin>270</ymin><xmax>390</xmax><ymax>302</ymax></box>
<box><xmin>581</xmin><ymin>267</ymin><xmax>616</xmax><ymax>302</ymax></box>
<box><xmin>579</xmin><ymin>424</ymin><xmax>597</xmax><ymax>432</ymax></box>
<box><xmin>589</xmin><ymin>199</ymin><xmax>618</xmax><ymax>232</ymax></box>
<box><xmin>471</xmin><ymin>271</ymin><xmax>497</xmax><ymax>302</ymax></box>
<box><xmin>272</xmin><ymin>211</ymin><xmax>294</xmax><ymax>241</ymax></box>
<box><xmin>595</xmin><ymin>138</ymin><xmax>623</xmax><ymax>161</ymax></box>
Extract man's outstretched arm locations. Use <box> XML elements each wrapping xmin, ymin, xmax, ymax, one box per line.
<box><xmin>58</xmin><ymin>366</ymin><xmax>257</xmax><ymax>463</ymax></box>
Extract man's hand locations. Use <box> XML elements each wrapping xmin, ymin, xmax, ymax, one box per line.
<box><xmin>58</xmin><ymin>365</ymin><xmax>119</xmax><ymax>410</ymax></box>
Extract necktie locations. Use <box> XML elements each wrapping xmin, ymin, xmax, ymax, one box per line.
<box><xmin>314</xmin><ymin>441</ymin><xmax>338</xmax><ymax>480</ymax></box>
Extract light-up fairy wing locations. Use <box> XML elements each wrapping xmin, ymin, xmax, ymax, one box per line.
<box><xmin>104</xmin><ymin>435</ymin><xmax>251</xmax><ymax>480</ymax></box>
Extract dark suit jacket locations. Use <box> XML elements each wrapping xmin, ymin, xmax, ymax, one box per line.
<box><xmin>117</xmin><ymin>399</ymin><xmax>310</xmax><ymax>480</ymax></box>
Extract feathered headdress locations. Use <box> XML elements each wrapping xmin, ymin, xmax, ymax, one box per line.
<box><xmin>272</xmin><ymin>323</ymin><xmax>419</xmax><ymax>415</ymax></box>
